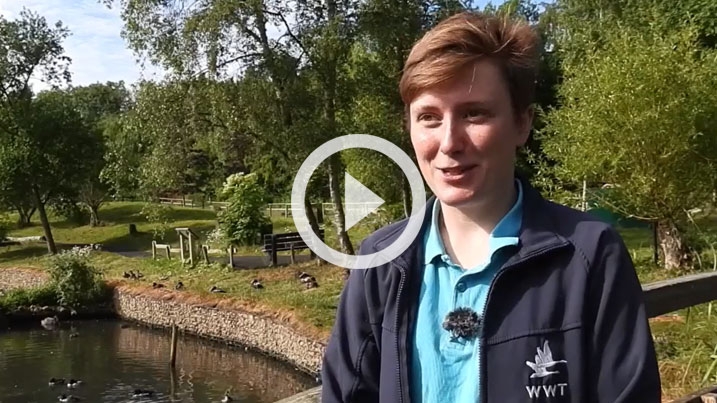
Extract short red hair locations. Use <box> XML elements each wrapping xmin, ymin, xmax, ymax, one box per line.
<box><xmin>399</xmin><ymin>11</ymin><xmax>540</xmax><ymax>115</ymax></box>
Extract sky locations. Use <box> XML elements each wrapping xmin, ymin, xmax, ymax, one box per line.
<box><xmin>1</xmin><ymin>0</ymin><xmax>496</xmax><ymax>92</ymax></box>
<box><xmin>0</xmin><ymin>0</ymin><xmax>165</xmax><ymax>92</ymax></box>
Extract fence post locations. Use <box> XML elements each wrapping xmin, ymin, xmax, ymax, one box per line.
<box><xmin>152</xmin><ymin>241</ymin><xmax>157</xmax><ymax>260</ymax></box>
<box><xmin>169</xmin><ymin>324</ymin><xmax>178</xmax><ymax>367</ymax></box>
<box><xmin>270</xmin><ymin>234</ymin><xmax>278</xmax><ymax>266</ymax></box>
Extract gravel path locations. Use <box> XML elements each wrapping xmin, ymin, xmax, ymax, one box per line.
<box><xmin>0</xmin><ymin>268</ymin><xmax>49</xmax><ymax>293</ymax></box>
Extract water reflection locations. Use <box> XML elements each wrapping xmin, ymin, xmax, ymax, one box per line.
<box><xmin>0</xmin><ymin>320</ymin><xmax>316</xmax><ymax>403</ymax></box>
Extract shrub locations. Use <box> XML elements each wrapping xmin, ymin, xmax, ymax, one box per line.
<box><xmin>140</xmin><ymin>202</ymin><xmax>172</xmax><ymax>240</ymax></box>
<box><xmin>0</xmin><ymin>211</ymin><xmax>13</xmax><ymax>241</ymax></box>
<box><xmin>48</xmin><ymin>246</ymin><xmax>104</xmax><ymax>308</ymax></box>
<box><xmin>49</xmin><ymin>196</ymin><xmax>87</xmax><ymax>226</ymax></box>
<box><xmin>217</xmin><ymin>172</ymin><xmax>272</xmax><ymax>246</ymax></box>
<box><xmin>0</xmin><ymin>285</ymin><xmax>59</xmax><ymax>313</ymax></box>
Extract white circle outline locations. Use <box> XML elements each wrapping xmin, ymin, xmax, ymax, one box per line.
<box><xmin>291</xmin><ymin>134</ymin><xmax>427</xmax><ymax>269</ymax></box>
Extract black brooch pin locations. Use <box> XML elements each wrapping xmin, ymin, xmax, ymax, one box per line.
<box><xmin>443</xmin><ymin>307</ymin><xmax>482</xmax><ymax>340</ymax></box>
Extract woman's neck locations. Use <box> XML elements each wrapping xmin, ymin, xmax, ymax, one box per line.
<box><xmin>438</xmin><ymin>180</ymin><xmax>517</xmax><ymax>268</ymax></box>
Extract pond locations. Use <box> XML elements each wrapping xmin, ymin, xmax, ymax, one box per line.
<box><xmin>0</xmin><ymin>319</ymin><xmax>317</xmax><ymax>403</ymax></box>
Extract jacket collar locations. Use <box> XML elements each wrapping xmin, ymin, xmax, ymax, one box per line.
<box><xmin>381</xmin><ymin>173</ymin><xmax>569</xmax><ymax>273</ymax></box>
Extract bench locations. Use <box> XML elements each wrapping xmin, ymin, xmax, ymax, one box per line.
<box><xmin>262</xmin><ymin>229</ymin><xmax>325</xmax><ymax>266</ymax></box>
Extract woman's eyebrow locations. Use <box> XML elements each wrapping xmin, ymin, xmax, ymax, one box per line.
<box><xmin>455</xmin><ymin>100</ymin><xmax>491</xmax><ymax>109</ymax></box>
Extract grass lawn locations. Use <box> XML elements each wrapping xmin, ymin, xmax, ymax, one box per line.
<box><xmin>1</xmin><ymin>202</ymin><xmax>717</xmax><ymax>400</ymax></box>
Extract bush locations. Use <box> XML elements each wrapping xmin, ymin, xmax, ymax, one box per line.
<box><xmin>49</xmin><ymin>196</ymin><xmax>87</xmax><ymax>226</ymax></box>
<box><xmin>48</xmin><ymin>246</ymin><xmax>104</xmax><ymax>308</ymax></box>
<box><xmin>0</xmin><ymin>285</ymin><xmax>59</xmax><ymax>313</ymax></box>
<box><xmin>217</xmin><ymin>172</ymin><xmax>272</xmax><ymax>246</ymax></box>
<box><xmin>140</xmin><ymin>202</ymin><xmax>172</xmax><ymax>240</ymax></box>
<box><xmin>0</xmin><ymin>211</ymin><xmax>13</xmax><ymax>241</ymax></box>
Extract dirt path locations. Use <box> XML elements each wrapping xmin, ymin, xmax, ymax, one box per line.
<box><xmin>0</xmin><ymin>267</ymin><xmax>49</xmax><ymax>293</ymax></box>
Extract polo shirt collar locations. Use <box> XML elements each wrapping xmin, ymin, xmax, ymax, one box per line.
<box><xmin>423</xmin><ymin>179</ymin><xmax>524</xmax><ymax>265</ymax></box>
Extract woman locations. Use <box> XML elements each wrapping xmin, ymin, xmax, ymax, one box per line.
<box><xmin>320</xmin><ymin>10</ymin><xmax>661</xmax><ymax>403</ymax></box>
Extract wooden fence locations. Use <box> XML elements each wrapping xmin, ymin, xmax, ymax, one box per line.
<box><xmin>156</xmin><ymin>197</ymin><xmax>383</xmax><ymax>218</ymax></box>
<box><xmin>275</xmin><ymin>271</ymin><xmax>717</xmax><ymax>403</ymax></box>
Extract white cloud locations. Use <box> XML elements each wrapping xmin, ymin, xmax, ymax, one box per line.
<box><xmin>0</xmin><ymin>0</ymin><xmax>165</xmax><ymax>92</ymax></box>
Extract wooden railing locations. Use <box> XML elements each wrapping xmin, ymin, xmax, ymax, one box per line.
<box><xmin>156</xmin><ymin>197</ymin><xmax>383</xmax><ymax>218</ymax></box>
<box><xmin>275</xmin><ymin>271</ymin><xmax>717</xmax><ymax>403</ymax></box>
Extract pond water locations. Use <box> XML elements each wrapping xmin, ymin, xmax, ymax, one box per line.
<box><xmin>0</xmin><ymin>319</ymin><xmax>316</xmax><ymax>403</ymax></box>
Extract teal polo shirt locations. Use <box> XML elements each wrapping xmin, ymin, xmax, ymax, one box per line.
<box><xmin>410</xmin><ymin>179</ymin><xmax>524</xmax><ymax>403</ymax></box>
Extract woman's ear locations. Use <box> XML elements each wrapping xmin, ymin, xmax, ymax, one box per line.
<box><xmin>516</xmin><ymin>105</ymin><xmax>534</xmax><ymax>146</ymax></box>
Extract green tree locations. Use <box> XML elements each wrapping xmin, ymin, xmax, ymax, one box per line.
<box><xmin>69</xmin><ymin>81</ymin><xmax>132</xmax><ymax>226</ymax></box>
<box><xmin>0</xmin><ymin>9</ymin><xmax>71</xmax><ymax>230</ymax></box>
<box><xmin>0</xmin><ymin>10</ymin><xmax>102</xmax><ymax>254</ymax></box>
<box><xmin>217</xmin><ymin>172</ymin><xmax>272</xmax><ymax>246</ymax></box>
<box><xmin>541</xmin><ymin>27</ymin><xmax>717</xmax><ymax>270</ymax></box>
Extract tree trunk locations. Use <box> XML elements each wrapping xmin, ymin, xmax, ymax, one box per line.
<box><xmin>401</xmin><ymin>174</ymin><xmax>411</xmax><ymax>219</ymax></box>
<box><xmin>303</xmin><ymin>198</ymin><xmax>321</xmax><ymax>237</ymax></box>
<box><xmin>31</xmin><ymin>185</ymin><xmax>57</xmax><ymax>254</ymax></box>
<box><xmin>328</xmin><ymin>154</ymin><xmax>354</xmax><ymax>255</ymax></box>
<box><xmin>89</xmin><ymin>204</ymin><xmax>100</xmax><ymax>227</ymax></box>
<box><xmin>656</xmin><ymin>220</ymin><xmax>692</xmax><ymax>270</ymax></box>
<box><xmin>323</xmin><ymin>0</ymin><xmax>353</xmax><ymax>257</ymax></box>
<box><xmin>13</xmin><ymin>202</ymin><xmax>35</xmax><ymax>227</ymax></box>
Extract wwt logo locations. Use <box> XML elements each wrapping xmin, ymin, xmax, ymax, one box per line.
<box><xmin>525</xmin><ymin>340</ymin><xmax>569</xmax><ymax>399</ymax></box>
<box><xmin>525</xmin><ymin>383</ymin><xmax>569</xmax><ymax>398</ymax></box>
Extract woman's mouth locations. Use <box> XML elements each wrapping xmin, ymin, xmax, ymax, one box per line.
<box><xmin>437</xmin><ymin>165</ymin><xmax>477</xmax><ymax>179</ymax></box>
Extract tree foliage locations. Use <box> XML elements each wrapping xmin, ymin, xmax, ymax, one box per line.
<box><xmin>217</xmin><ymin>172</ymin><xmax>272</xmax><ymax>247</ymax></box>
<box><xmin>541</xmin><ymin>26</ymin><xmax>717</xmax><ymax>269</ymax></box>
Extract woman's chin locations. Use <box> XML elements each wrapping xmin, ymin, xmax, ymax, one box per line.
<box><xmin>434</xmin><ymin>188</ymin><xmax>479</xmax><ymax>208</ymax></box>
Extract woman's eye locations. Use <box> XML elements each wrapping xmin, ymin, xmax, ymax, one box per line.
<box><xmin>464</xmin><ymin>109</ymin><xmax>486</xmax><ymax>119</ymax></box>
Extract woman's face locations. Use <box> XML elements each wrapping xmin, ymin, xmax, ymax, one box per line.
<box><xmin>408</xmin><ymin>60</ymin><xmax>532</xmax><ymax>209</ymax></box>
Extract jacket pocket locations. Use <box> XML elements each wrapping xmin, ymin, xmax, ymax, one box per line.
<box><xmin>484</xmin><ymin>323</ymin><xmax>584</xmax><ymax>403</ymax></box>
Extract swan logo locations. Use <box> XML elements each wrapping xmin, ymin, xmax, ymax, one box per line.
<box><xmin>525</xmin><ymin>340</ymin><xmax>569</xmax><ymax>399</ymax></box>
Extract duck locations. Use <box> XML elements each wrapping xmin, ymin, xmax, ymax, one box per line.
<box><xmin>175</xmin><ymin>281</ymin><xmax>184</xmax><ymax>290</ymax></box>
<box><xmin>132</xmin><ymin>388</ymin><xmax>154</xmax><ymax>398</ymax></box>
<box><xmin>48</xmin><ymin>377</ymin><xmax>65</xmax><ymax>386</ymax></box>
<box><xmin>221</xmin><ymin>393</ymin><xmax>234</xmax><ymax>402</ymax></box>
<box><xmin>152</xmin><ymin>282</ymin><xmax>165</xmax><ymax>289</ymax></box>
<box><xmin>297</xmin><ymin>271</ymin><xmax>311</xmax><ymax>280</ymax></box>
<box><xmin>210</xmin><ymin>285</ymin><xmax>226</xmax><ymax>293</ymax></box>
<box><xmin>66</xmin><ymin>379</ymin><xmax>82</xmax><ymax>388</ymax></box>
<box><xmin>251</xmin><ymin>279</ymin><xmax>263</xmax><ymax>290</ymax></box>
<box><xmin>69</xmin><ymin>331</ymin><xmax>79</xmax><ymax>338</ymax></box>
<box><xmin>58</xmin><ymin>394</ymin><xmax>81</xmax><ymax>402</ymax></box>
<box><xmin>305</xmin><ymin>278</ymin><xmax>319</xmax><ymax>289</ymax></box>
<box><xmin>41</xmin><ymin>316</ymin><xmax>60</xmax><ymax>330</ymax></box>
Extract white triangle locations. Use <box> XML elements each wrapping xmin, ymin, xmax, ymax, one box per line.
<box><xmin>344</xmin><ymin>172</ymin><xmax>385</xmax><ymax>231</ymax></box>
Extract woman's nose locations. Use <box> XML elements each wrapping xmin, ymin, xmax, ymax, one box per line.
<box><xmin>438</xmin><ymin>117</ymin><xmax>465</xmax><ymax>155</ymax></box>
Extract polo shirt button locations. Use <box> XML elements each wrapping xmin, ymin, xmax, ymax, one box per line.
<box><xmin>456</xmin><ymin>281</ymin><xmax>466</xmax><ymax>292</ymax></box>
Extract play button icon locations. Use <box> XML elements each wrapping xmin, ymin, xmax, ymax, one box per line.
<box><xmin>344</xmin><ymin>172</ymin><xmax>384</xmax><ymax>231</ymax></box>
<box><xmin>291</xmin><ymin>134</ymin><xmax>427</xmax><ymax>270</ymax></box>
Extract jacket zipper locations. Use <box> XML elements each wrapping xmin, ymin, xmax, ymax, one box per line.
<box><xmin>395</xmin><ymin>264</ymin><xmax>407</xmax><ymax>403</ymax></box>
<box><xmin>479</xmin><ymin>242</ymin><xmax>569</xmax><ymax>403</ymax></box>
